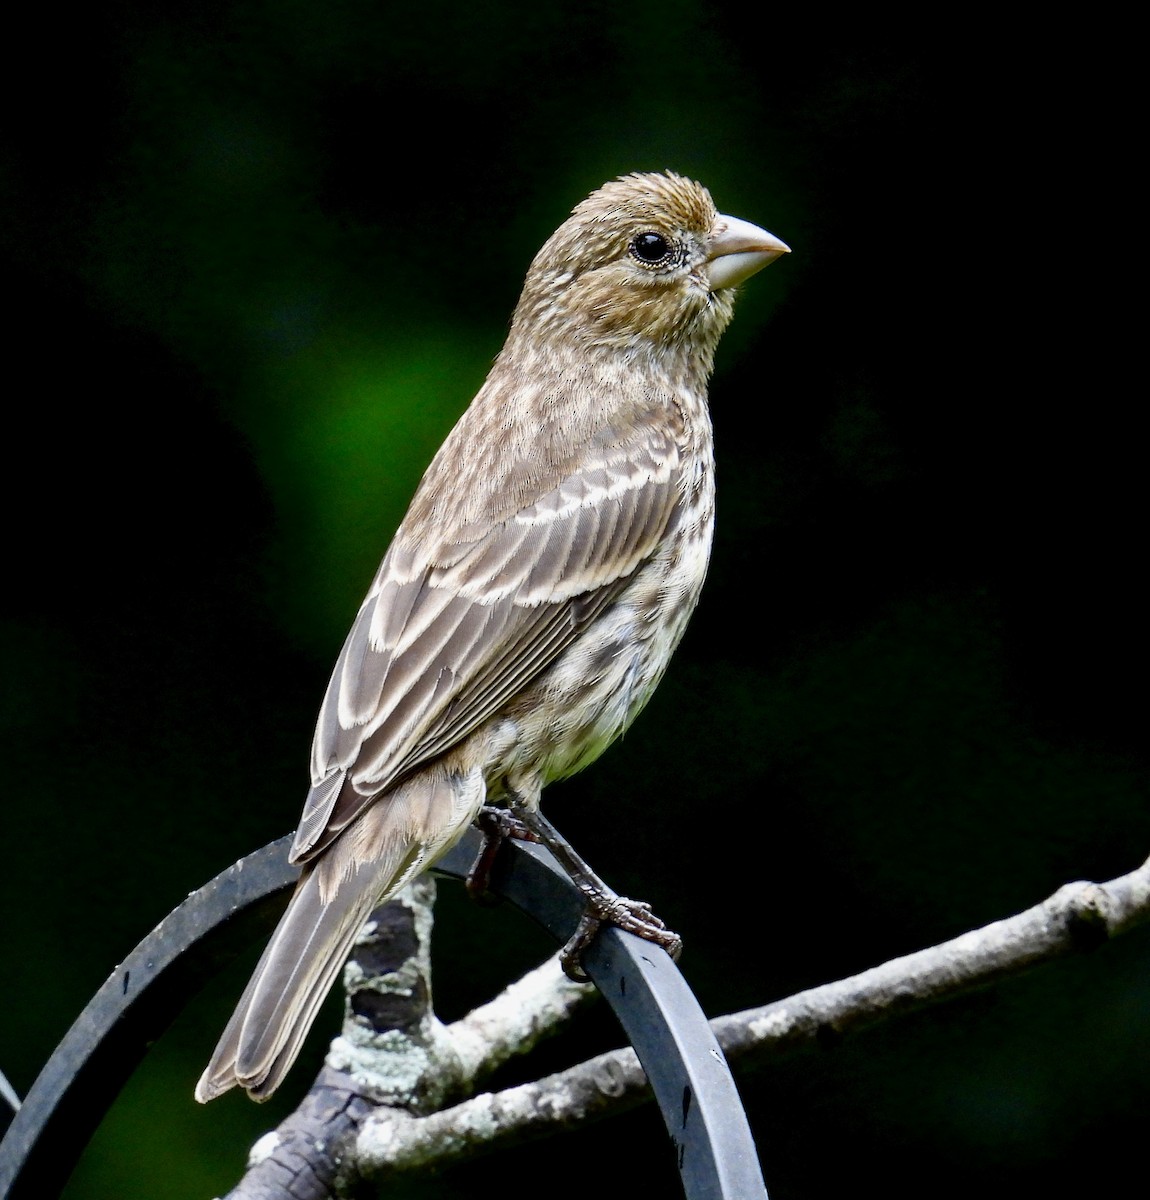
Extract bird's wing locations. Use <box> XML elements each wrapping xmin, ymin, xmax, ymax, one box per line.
<box><xmin>290</xmin><ymin>408</ymin><xmax>686</xmax><ymax>863</ymax></box>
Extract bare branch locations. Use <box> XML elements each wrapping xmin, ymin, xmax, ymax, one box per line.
<box><xmin>446</xmin><ymin>955</ymin><xmax>596</xmax><ymax>1086</ymax></box>
<box><xmin>221</xmin><ymin>877</ymin><xmax>594</xmax><ymax>1198</ymax></box>
<box><xmin>351</xmin><ymin>854</ymin><xmax>1150</xmax><ymax>1177</ymax></box>
<box><xmin>356</xmin><ymin>1047</ymin><xmax>649</xmax><ymax>1180</ymax></box>
<box><xmin>0</xmin><ymin>1068</ymin><xmax>20</xmax><ymax>1115</ymax></box>
<box><xmin>222</xmin><ymin>854</ymin><xmax>1150</xmax><ymax>1193</ymax></box>
<box><xmin>713</xmin><ymin>852</ymin><xmax>1150</xmax><ymax>1066</ymax></box>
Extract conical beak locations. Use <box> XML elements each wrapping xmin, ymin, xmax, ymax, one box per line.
<box><xmin>705</xmin><ymin>214</ymin><xmax>791</xmax><ymax>291</ymax></box>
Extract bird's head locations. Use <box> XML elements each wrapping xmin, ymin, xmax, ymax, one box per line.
<box><xmin>508</xmin><ymin>171</ymin><xmax>789</xmax><ymax>369</ymax></box>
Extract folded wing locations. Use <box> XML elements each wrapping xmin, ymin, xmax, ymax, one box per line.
<box><xmin>291</xmin><ymin>409</ymin><xmax>686</xmax><ymax>864</ymax></box>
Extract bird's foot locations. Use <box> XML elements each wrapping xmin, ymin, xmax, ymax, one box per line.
<box><xmin>466</xmin><ymin>805</ymin><xmax>542</xmax><ymax>904</ymax></box>
<box><xmin>560</xmin><ymin>891</ymin><xmax>683</xmax><ymax>982</ymax></box>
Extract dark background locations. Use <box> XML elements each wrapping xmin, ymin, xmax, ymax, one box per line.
<box><xmin>2</xmin><ymin>5</ymin><xmax>1145</xmax><ymax>1197</ymax></box>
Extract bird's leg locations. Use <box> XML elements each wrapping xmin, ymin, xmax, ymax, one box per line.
<box><xmin>465</xmin><ymin>805</ymin><xmax>542</xmax><ymax>904</ymax></box>
<box><xmin>508</xmin><ymin>804</ymin><xmax>683</xmax><ymax>982</ymax></box>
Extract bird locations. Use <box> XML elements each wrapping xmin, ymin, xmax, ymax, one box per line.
<box><xmin>196</xmin><ymin>170</ymin><xmax>789</xmax><ymax>1103</ymax></box>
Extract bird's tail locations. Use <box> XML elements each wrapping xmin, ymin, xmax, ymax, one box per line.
<box><xmin>195</xmin><ymin>767</ymin><xmax>483</xmax><ymax>1102</ymax></box>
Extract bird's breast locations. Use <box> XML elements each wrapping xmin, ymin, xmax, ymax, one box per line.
<box><xmin>491</xmin><ymin>487</ymin><xmax>715</xmax><ymax>797</ymax></box>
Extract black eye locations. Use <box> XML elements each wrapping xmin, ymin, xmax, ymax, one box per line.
<box><xmin>630</xmin><ymin>231</ymin><xmax>672</xmax><ymax>265</ymax></box>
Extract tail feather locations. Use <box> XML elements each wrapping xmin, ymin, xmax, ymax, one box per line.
<box><xmin>195</xmin><ymin>851</ymin><xmax>397</xmax><ymax>1102</ymax></box>
<box><xmin>195</xmin><ymin>768</ymin><xmax>484</xmax><ymax>1102</ymax></box>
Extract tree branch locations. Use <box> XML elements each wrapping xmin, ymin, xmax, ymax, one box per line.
<box><xmin>713</xmin><ymin>853</ymin><xmax>1150</xmax><ymax>1065</ymax></box>
<box><xmin>221</xmin><ymin>877</ymin><xmax>595</xmax><ymax>1198</ymax></box>
<box><xmin>221</xmin><ymin>854</ymin><xmax>1150</xmax><ymax>1195</ymax></box>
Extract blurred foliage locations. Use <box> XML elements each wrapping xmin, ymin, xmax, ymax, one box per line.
<box><xmin>1</xmin><ymin>3</ymin><xmax>1144</xmax><ymax>1199</ymax></box>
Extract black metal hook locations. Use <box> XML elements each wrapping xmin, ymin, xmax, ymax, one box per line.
<box><xmin>0</xmin><ymin>831</ymin><xmax>767</xmax><ymax>1199</ymax></box>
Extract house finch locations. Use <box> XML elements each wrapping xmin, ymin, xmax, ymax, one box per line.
<box><xmin>196</xmin><ymin>171</ymin><xmax>789</xmax><ymax>1103</ymax></box>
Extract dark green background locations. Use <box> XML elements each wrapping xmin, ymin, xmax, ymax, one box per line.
<box><xmin>2</xmin><ymin>5</ymin><xmax>1145</xmax><ymax>1198</ymax></box>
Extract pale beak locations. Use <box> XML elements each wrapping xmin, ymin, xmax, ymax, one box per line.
<box><xmin>705</xmin><ymin>214</ymin><xmax>791</xmax><ymax>291</ymax></box>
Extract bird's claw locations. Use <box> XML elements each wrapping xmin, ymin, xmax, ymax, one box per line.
<box><xmin>559</xmin><ymin>894</ymin><xmax>683</xmax><ymax>982</ymax></box>
<box><xmin>466</xmin><ymin>806</ymin><xmax>543</xmax><ymax>903</ymax></box>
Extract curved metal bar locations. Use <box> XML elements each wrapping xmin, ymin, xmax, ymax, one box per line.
<box><xmin>0</xmin><ymin>837</ymin><xmax>300</xmax><ymax>1200</ymax></box>
<box><xmin>0</xmin><ymin>831</ymin><xmax>768</xmax><ymax>1200</ymax></box>
<box><xmin>437</xmin><ymin>834</ymin><xmax>769</xmax><ymax>1200</ymax></box>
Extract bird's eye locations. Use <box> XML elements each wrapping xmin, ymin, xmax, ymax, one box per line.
<box><xmin>629</xmin><ymin>231</ymin><xmax>673</xmax><ymax>266</ymax></box>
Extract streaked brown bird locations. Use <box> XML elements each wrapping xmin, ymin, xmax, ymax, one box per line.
<box><xmin>196</xmin><ymin>171</ymin><xmax>789</xmax><ymax>1103</ymax></box>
